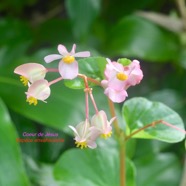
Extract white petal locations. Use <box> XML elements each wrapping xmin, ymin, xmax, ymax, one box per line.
<box><xmin>70</xmin><ymin>44</ymin><xmax>76</xmax><ymax>54</ymax></box>
<box><xmin>73</xmin><ymin>51</ymin><xmax>90</xmax><ymax>57</ymax></box>
<box><xmin>14</xmin><ymin>63</ymin><xmax>46</xmax><ymax>83</ymax></box>
<box><xmin>58</xmin><ymin>61</ymin><xmax>78</xmax><ymax>79</ymax></box>
<box><xmin>69</xmin><ymin>125</ymin><xmax>79</xmax><ymax>137</ymax></box>
<box><xmin>58</xmin><ymin>44</ymin><xmax>68</xmax><ymax>55</ymax></box>
<box><xmin>44</xmin><ymin>54</ymin><xmax>62</xmax><ymax>63</ymax></box>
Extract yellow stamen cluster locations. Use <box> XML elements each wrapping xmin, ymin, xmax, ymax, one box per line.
<box><xmin>116</xmin><ymin>72</ymin><xmax>128</xmax><ymax>81</ymax></box>
<box><xmin>75</xmin><ymin>141</ymin><xmax>88</xmax><ymax>149</ymax></box>
<box><xmin>63</xmin><ymin>55</ymin><xmax>75</xmax><ymax>64</ymax></box>
<box><xmin>20</xmin><ymin>76</ymin><xmax>29</xmax><ymax>86</ymax></box>
<box><xmin>26</xmin><ymin>96</ymin><xmax>38</xmax><ymax>106</ymax></box>
<box><xmin>101</xmin><ymin>131</ymin><xmax>112</xmax><ymax>139</ymax></box>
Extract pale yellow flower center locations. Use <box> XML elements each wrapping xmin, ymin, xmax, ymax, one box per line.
<box><xmin>20</xmin><ymin>76</ymin><xmax>29</xmax><ymax>86</ymax></box>
<box><xmin>116</xmin><ymin>72</ymin><xmax>128</xmax><ymax>81</ymax></box>
<box><xmin>63</xmin><ymin>55</ymin><xmax>75</xmax><ymax>64</ymax></box>
<box><xmin>101</xmin><ymin>131</ymin><xmax>112</xmax><ymax>139</ymax></box>
<box><xmin>26</xmin><ymin>97</ymin><xmax>38</xmax><ymax>106</ymax></box>
<box><xmin>75</xmin><ymin>141</ymin><xmax>87</xmax><ymax>149</ymax></box>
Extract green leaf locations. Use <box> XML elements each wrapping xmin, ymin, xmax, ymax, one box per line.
<box><xmin>54</xmin><ymin>148</ymin><xmax>136</xmax><ymax>186</ymax></box>
<box><xmin>134</xmin><ymin>153</ymin><xmax>182</xmax><ymax>186</ymax></box>
<box><xmin>106</xmin><ymin>15</ymin><xmax>179</xmax><ymax>62</ymax></box>
<box><xmin>122</xmin><ymin>97</ymin><xmax>185</xmax><ymax>142</ymax></box>
<box><xmin>0</xmin><ymin>98</ymin><xmax>30</xmax><ymax>186</ymax></box>
<box><xmin>65</xmin><ymin>0</ymin><xmax>101</xmax><ymax>40</ymax></box>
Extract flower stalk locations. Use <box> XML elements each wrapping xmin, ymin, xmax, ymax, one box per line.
<box><xmin>107</xmin><ymin>98</ymin><xmax>126</xmax><ymax>186</ymax></box>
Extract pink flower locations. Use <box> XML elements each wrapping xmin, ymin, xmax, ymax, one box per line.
<box><xmin>101</xmin><ymin>58</ymin><xmax>143</xmax><ymax>103</ymax></box>
<box><xmin>44</xmin><ymin>44</ymin><xmax>90</xmax><ymax>80</ymax></box>
<box><xmin>26</xmin><ymin>79</ymin><xmax>51</xmax><ymax>106</ymax></box>
<box><xmin>69</xmin><ymin>119</ymin><xmax>99</xmax><ymax>149</ymax></box>
<box><xmin>14</xmin><ymin>63</ymin><xmax>47</xmax><ymax>86</ymax></box>
<box><xmin>91</xmin><ymin>110</ymin><xmax>116</xmax><ymax>139</ymax></box>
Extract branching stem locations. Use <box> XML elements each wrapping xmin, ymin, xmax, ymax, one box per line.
<box><xmin>125</xmin><ymin>119</ymin><xmax>186</xmax><ymax>141</ymax></box>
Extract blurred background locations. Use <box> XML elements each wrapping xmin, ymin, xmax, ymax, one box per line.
<box><xmin>0</xmin><ymin>0</ymin><xmax>186</xmax><ymax>186</ymax></box>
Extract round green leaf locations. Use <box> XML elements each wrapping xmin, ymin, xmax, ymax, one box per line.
<box><xmin>54</xmin><ymin>148</ymin><xmax>136</xmax><ymax>186</ymax></box>
<box><xmin>122</xmin><ymin>97</ymin><xmax>185</xmax><ymax>142</ymax></box>
<box><xmin>0</xmin><ymin>98</ymin><xmax>30</xmax><ymax>186</ymax></box>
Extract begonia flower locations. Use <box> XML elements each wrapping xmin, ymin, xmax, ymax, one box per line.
<box><xmin>91</xmin><ymin>110</ymin><xmax>116</xmax><ymax>139</ymax></box>
<box><xmin>14</xmin><ymin>63</ymin><xmax>47</xmax><ymax>86</ymax></box>
<box><xmin>69</xmin><ymin>119</ymin><xmax>99</xmax><ymax>149</ymax></box>
<box><xmin>101</xmin><ymin>58</ymin><xmax>143</xmax><ymax>103</ymax></box>
<box><xmin>26</xmin><ymin>79</ymin><xmax>51</xmax><ymax>106</ymax></box>
<box><xmin>44</xmin><ymin>44</ymin><xmax>90</xmax><ymax>80</ymax></box>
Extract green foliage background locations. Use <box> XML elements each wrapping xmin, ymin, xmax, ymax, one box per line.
<box><xmin>0</xmin><ymin>0</ymin><xmax>186</xmax><ymax>186</ymax></box>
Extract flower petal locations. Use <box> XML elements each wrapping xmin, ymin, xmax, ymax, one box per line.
<box><xmin>58</xmin><ymin>44</ymin><xmax>68</xmax><ymax>55</ymax></box>
<box><xmin>101</xmin><ymin>80</ymin><xmax>108</xmax><ymax>88</ymax></box>
<box><xmin>108</xmin><ymin>76</ymin><xmax>125</xmax><ymax>91</ymax></box>
<box><xmin>125</xmin><ymin>60</ymin><xmax>143</xmax><ymax>88</ymax></box>
<box><xmin>14</xmin><ymin>63</ymin><xmax>46</xmax><ymax>83</ymax></box>
<box><xmin>87</xmin><ymin>140</ymin><xmax>97</xmax><ymax>149</ymax></box>
<box><xmin>26</xmin><ymin>79</ymin><xmax>51</xmax><ymax>101</ymax></box>
<box><xmin>58</xmin><ymin>60</ymin><xmax>78</xmax><ymax>79</ymax></box>
<box><xmin>44</xmin><ymin>54</ymin><xmax>62</xmax><ymax>63</ymax></box>
<box><xmin>73</xmin><ymin>51</ymin><xmax>90</xmax><ymax>57</ymax></box>
<box><xmin>104</xmin><ymin>88</ymin><xmax>128</xmax><ymax>103</ymax></box>
<box><xmin>70</xmin><ymin>44</ymin><xmax>76</xmax><ymax>54</ymax></box>
<box><xmin>69</xmin><ymin>125</ymin><xmax>79</xmax><ymax>137</ymax></box>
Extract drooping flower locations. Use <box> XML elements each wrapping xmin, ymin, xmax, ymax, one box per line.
<box><xmin>69</xmin><ymin>119</ymin><xmax>99</xmax><ymax>149</ymax></box>
<box><xmin>91</xmin><ymin>110</ymin><xmax>116</xmax><ymax>139</ymax></box>
<box><xmin>26</xmin><ymin>79</ymin><xmax>51</xmax><ymax>106</ymax></box>
<box><xmin>101</xmin><ymin>58</ymin><xmax>143</xmax><ymax>103</ymax></box>
<box><xmin>44</xmin><ymin>44</ymin><xmax>90</xmax><ymax>80</ymax></box>
<box><xmin>14</xmin><ymin>63</ymin><xmax>47</xmax><ymax>86</ymax></box>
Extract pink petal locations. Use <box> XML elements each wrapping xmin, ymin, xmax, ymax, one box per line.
<box><xmin>26</xmin><ymin>79</ymin><xmax>51</xmax><ymax>101</ymax></box>
<box><xmin>87</xmin><ymin>140</ymin><xmax>97</xmax><ymax>149</ymax></box>
<box><xmin>101</xmin><ymin>80</ymin><xmax>108</xmax><ymax>88</ymax></box>
<box><xmin>108</xmin><ymin>77</ymin><xmax>125</xmax><ymax>91</ymax></box>
<box><xmin>58</xmin><ymin>60</ymin><xmax>78</xmax><ymax>79</ymax></box>
<box><xmin>14</xmin><ymin>63</ymin><xmax>46</xmax><ymax>82</ymax></box>
<box><xmin>44</xmin><ymin>54</ymin><xmax>62</xmax><ymax>63</ymax></box>
<box><xmin>89</xmin><ymin>126</ymin><xmax>101</xmax><ymax>140</ymax></box>
<box><xmin>106</xmin><ymin>59</ymin><xmax>123</xmax><ymax>72</ymax></box>
<box><xmin>104</xmin><ymin>88</ymin><xmax>128</xmax><ymax>103</ymax></box>
<box><xmin>125</xmin><ymin>60</ymin><xmax>143</xmax><ymax>88</ymax></box>
<box><xmin>70</xmin><ymin>44</ymin><xmax>76</xmax><ymax>54</ymax></box>
<box><xmin>104</xmin><ymin>61</ymin><xmax>124</xmax><ymax>80</ymax></box>
<box><xmin>104</xmin><ymin>63</ymin><xmax>116</xmax><ymax>79</ymax></box>
<box><xmin>73</xmin><ymin>51</ymin><xmax>90</xmax><ymax>57</ymax></box>
<box><xmin>58</xmin><ymin>44</ymin><xmax>68</xmax><ymax>55</ymax></box>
